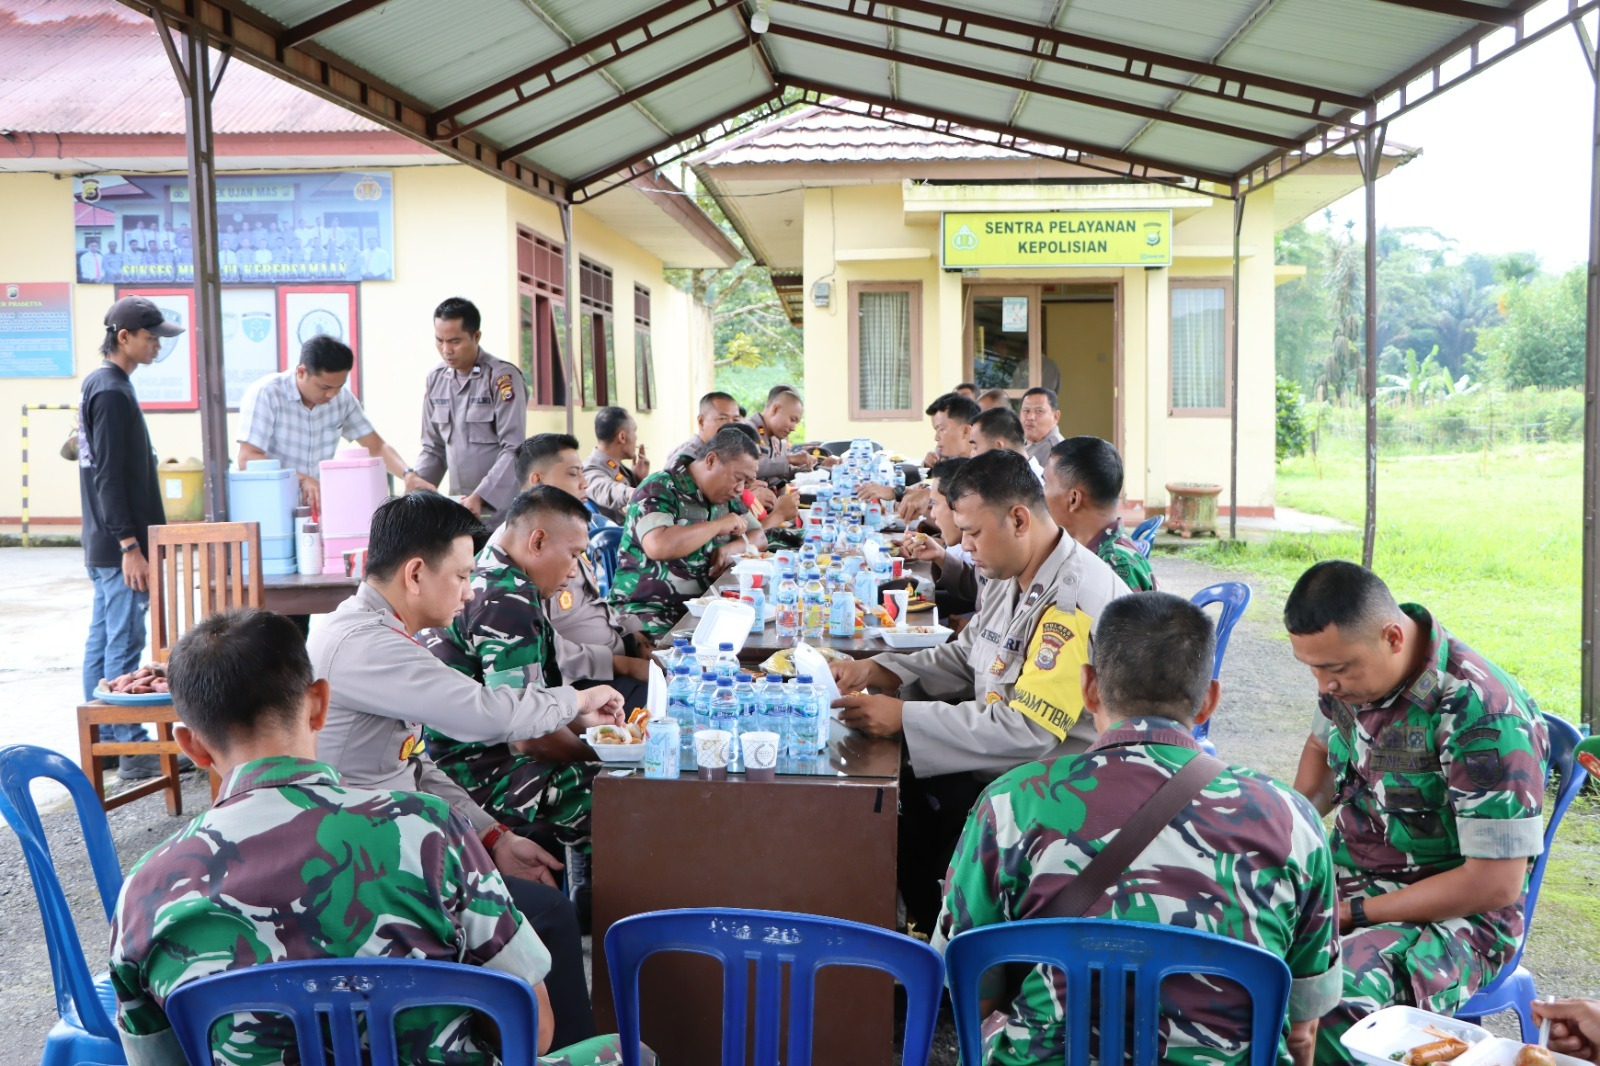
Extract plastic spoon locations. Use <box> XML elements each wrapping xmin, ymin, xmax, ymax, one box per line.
<box><xmin>1538</xmin><ymin>994</ymin><xmax>1555</xmax><ymax>1049</ymax></box>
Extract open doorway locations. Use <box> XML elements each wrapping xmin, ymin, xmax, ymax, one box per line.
<box><xmin>1042</xmin><ymin>282</ymin><xmax>1118</xmax><ymax>444</ymax></box>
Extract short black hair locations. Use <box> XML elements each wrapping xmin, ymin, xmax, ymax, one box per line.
<box><xmin>972</xmin><ymin>407</ymin><xmax>1026</xmax><ymax>451</ymax></box>
<box><xmin>699</xmin><ymin>391</ymin><xmax>736</xmax><ymax>416</ymax></box>
<box><xmin>1284</xmin><ymin>560</ymin><xmax>1402</xmax><ymax>636</ymax></box>
<box><xmin>926</xmin><ymin>392</ymin><xmax>982</xmax><ymax>425</ymax></box>
<box><xmin>1022</xmin><ymin>386</ymin><xmax>1059</xmax><ymax>411</ymax></box>
<box><xmin>954</xmin><ymin>382</ymin><xmax>977</xmax><ymax>393</ymax></box>
<box><xmin>504</xmin><ymin>483</ymin><xmax>591</xmax><ymax>532</ymax></box>
<box><xmin>433</xmin><ymin>296</ymin><xmax>481</xmax><ymax>333</ymax></box>
<box><xmin>1092</xmin><ymin>593</ymin><xmax>1216</xmax><ymax>722</ymax></box>
<box><xmin>725</xmin><ymin>421</ymin><xmax>760</xmax><ymax>445</ymax></box>
<box><xmin>299</xmin><ymin>334</ymin><xmax>354</xmax><ymax>375</ymax></box>
<box><xmin>514</xmin><ymin>432</ymin><xmax>580</xmax><ymax>487</ymax></box>
<box><xmin>595</xmin><ymin>406</ymin><xmax>632</xmax><ymax>444</ymax></box>
<box><xmin>167</xmin><ymin>609</ymin><xmax>313</xmax><ymax>746</ymax></box>
<box><xmin>1050</xmin><ymin>436</ymin><xmax>1124</xmax><ymax>508</ymax></box>
<box><xmin>928</xmin><ymin>456</ymin><xmax>969</xmax><ymax>485</ymax></box>
<box><xmin>708</xmin><ymin>425</ymin><xmax>759</xmax><ymax>461</ymax></box>
<box><xmin>366</xmin><ymin>491</ymin><xmax>488</xmax><ymax>582</ymax></box>
<box><xmin>941</xmin><ymin>449</ymin><xmax>1044</xmax><ymax>515</ymax></box>
<box><xmin>766</xmin><ymin>385</ymin><xmax>801</xmax><ymax>406</ymax></box>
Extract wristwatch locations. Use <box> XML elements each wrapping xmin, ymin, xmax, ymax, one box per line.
<box><xmin>480</xmin><ymin>822</ymin><xmax>511</xmax><ymax>852</ymax></box>
<box><xmin>1348</xmin><ymin>896</ymin><xmax>1370</xmax><ymax>929</ymax></box>
<box><xmin>120</xmin><ymin>541</ymin><xmax>140</xmax><ymax>555</ymax></box>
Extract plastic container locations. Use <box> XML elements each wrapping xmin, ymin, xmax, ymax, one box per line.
<box><xmin>321</xmin><ymin>534</ymin><xmax>368</xmax><ymax>576</ymax></box>
<box><xmin>692</xmin><ymin>600</ymin><xmax>756</xmax><ymax>659</ymax></box>
<box><xmin>318</xmin><ymin>446</ymin><xmax>386</xmax><ymax>537</ymax></box>
<box><xmin>228</xmin><ymin>459</ymin><xmax>298</xmax><ymax>574</ymax></box>
<box><xmin>879</xmin><ymin>624</ymin><xmax>954</xmax><ymax>649</ymax></box>
<box><xmin>158</xmin><ymin>458</ymin><xmax>205</xmax><ymax>522</ymax></box>
<box><xmin>1339</xmin><ymin>1007</ymin><xmax>1488</xmax><ymax>1066</ymax></box>
<box><xmin>296</xmin><ymin>521</ymin><xmax>323</xmax><ymax>577</ymax></box>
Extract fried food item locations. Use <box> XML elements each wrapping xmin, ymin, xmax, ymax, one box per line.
<box><xmin>1516</xmin><ymin>1046</ymin><xmax>1556</xmax><ymax>1066</ymax></box>
<box><xmin>1402</xmin><ymin>1037</ymin><xmax>1470</xmax><ymax>1064</ymax></box>
<box><xmin>627</xmin><ymin>708</ymin><xmax>650</xmax><ymax>729</ymax></box>
<box><xmin>101</xmin><ymin>665</ymin><xmax>169</xmax><ymax>694</ymax></box>
<box><xmin>593</xmin><ymin>724</ymin><xmax>639</xmax><ymax>746</ymax></box>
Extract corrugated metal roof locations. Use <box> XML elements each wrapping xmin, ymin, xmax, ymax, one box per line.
<box><xmin>115</xmin><ymin>0</ymin><xmax>1545</xmax><ymax>201</ymax></box>
<box><xmin>0</xmin><ymin>0</ymin><xmax>380</xmax><ymax>134</ymax></box>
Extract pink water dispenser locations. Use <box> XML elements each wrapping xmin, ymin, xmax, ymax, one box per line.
<box><xmin>318</xmin><ymin>446</ymin><xmax>387</xmax><ymax>575</ymax></box>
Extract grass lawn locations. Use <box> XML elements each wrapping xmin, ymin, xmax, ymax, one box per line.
<box><xmin>1190</xmin><ymin>442</ymin><xmax>1585</xmax><ymax>722</ymax></box>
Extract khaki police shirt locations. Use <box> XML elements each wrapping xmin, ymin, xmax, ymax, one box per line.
<box><xmin>871</xmin><ymin>531</ymin><xmax>1129</xmax><ymax>779</ymax></box>
<box><xmin>548</xmin><ymin>553</ymin><xmax>638</xmax><ymax>681</ymax></box>
<box><xmin>414</xmin><ymin>350</ymin><xmax>527</xmax><ymax>511</ymax></box>
<box><xmin>746</xmin><ymin>412</ymin><xmax>796</xmax><ymax>483</ymax></box>
<box><xmin>308</xmin><ymin>582</ymin><xmax>578</xmax><ymax>833</ymax></box>
<box><xmin>663</xmin><ymin>435</ymin><xmax>709</xmax><ymax>470</ymax></box>
<box><xmin>582</xmin><ymin>446</ymin><xmax>640</xmax><ymax>525</ymax></box>
<box><xmin>1024</xmin><ymin>428</ymin><xmax>1064</xmax><ymax>468</ymax></box>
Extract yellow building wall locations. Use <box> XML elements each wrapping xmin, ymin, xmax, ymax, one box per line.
<box><xmin>796</xmin><ymin>181</ymin><xmax>1277</xmax><ymax>514</ymax></box>
<box><xmin>0</xmin><ymin>165</ymin><xmax>706</xmax><ymax>525</ymax></box>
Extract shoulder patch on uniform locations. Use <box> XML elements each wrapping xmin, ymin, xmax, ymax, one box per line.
<box><xmin>558</xmin><ymin>589</ymin><xmax>574</xmax><ymax>611</ymax></box>
<box><xmin>606</xmin><ymin>459</ymin><xmax>618</xmax><ymax>469</ymax></box>
<box><xmin>1009</xmin><ymin>605</ymin><xmax>1094</xmax><ymax>741</ymax></box>
<box><xmin>1461</xmin><ymin>749</ymin><xmax>1505</xmax><ymax>789</ymax></box>
<box><xmin>494</xmin><ymin>373</ymin><xmax>514</xmax><ymax>402</ymax></box>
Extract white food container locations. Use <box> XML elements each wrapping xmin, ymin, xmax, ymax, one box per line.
<box><xmin>879</xmin><ymin>625</ymin><xmax>954</xmax><ymax>650</ymax></box>
<box><xmin>585</xmin><ymin>726</ymin><xmax>646</xmax><ymax>763</ymax></box>
<box><xmin>1340</xmin><ymin>1007</ymin><xmax>1489</xmax><ymax>1066</ymax></box>
<box><xmin>692</xmin><ymin>598</ymin><xmax>756</xmax><ymax>656</ymax></box>
<box><xmin>1454</xmin><ymin>1039</ymin><xmax>1589</xmax><ymax>1066</ymax></box>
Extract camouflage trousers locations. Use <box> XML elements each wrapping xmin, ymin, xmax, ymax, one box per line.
<box><xmin>464</xmin><ymin>758</ymin><xmax>599</xmax><ymax>851</ymax></box>
<box><xmin>541</xmin><ymin>1033</ymin><xmax>657</xmax><ymax>1066</ymax></box>
<box><xmin>1316</xmin><ymin>880</ymin><xmax>1511</xmax><ymax>1065</ymax></box>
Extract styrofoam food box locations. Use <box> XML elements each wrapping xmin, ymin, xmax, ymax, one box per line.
<box><xmin>879</xmin><ymin>625</ymin><xmax>954</xmax><ymax>649</ymax></box>
<box><xmin>1455</xmin><ymin>1039</ymin><xmax>1588</xmax><ymax>1066</ymax></box>
<box><xmin>691</xmin><ymin>599</ymin><xmax>756</xmax><ymax>656</ymax></box>
<box><xmin>1340</xmin><ymin>1007</ymin><xmax>1488</xmax><ymax>1066</ymax></box>
<box><xmin>584</xmin><ymin>726</ymin><xmax>645</xmax><ymax>763</ymax></box>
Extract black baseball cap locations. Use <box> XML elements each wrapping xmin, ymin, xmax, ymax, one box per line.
<box><xmin>104</xmin><ymin>295</ymin><xmax>184</xmax><ymax>338</ymax></box>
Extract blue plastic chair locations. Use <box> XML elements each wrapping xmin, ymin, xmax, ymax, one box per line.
<box><xmin>1130</xmin><ymin>515</ymin><xmax>1164</xmax><ymax>557</ymax></box>
<box><xmin>165</xmin><ymin>957</ymin><xmax>540</xmax><ymax>1066</ymax></box>
<box><xmin>605</xmin><ymin>907</ymin><xmax>944</xmax><ymax>1066</ymax></box>
<box><xmin>1456</xmin><ymin>712</ymin><xmax>1588</xmax><ymax>1040</ymax></box>
<box><xmin>590</xmin><ymin>525</ymin><xmax>624</xmax><ymax>598</ymax></box>
<box><xmin>0</xmin><ymin>745</ymin><xmax>128</xmax><ymax>1066</ymax></box>
<box><xmin>585</xmin><ymin>498</ymin><xmax>619</xmax><ymax>536</ymax></box>
<box><xmin>945</xmin><ymin>917</ymin><xmax>1291</xmax><ymax>1066</ymax></box>
<box><xmin>1188</xmin><ymin>582</ymin><xmax>1252</xmax><ymax>756</ymax></box>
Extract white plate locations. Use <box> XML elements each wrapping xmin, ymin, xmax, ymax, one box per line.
<box><xmin>1340</xmin><ymin>1007</ymin><xmax>1489</xmax><ymax>1066</ymax></box>
<box><xmin>584</xmin><ymin>726</ymin><xmax>645</xmax><ymax>762</ymax></box>
<box><xmin>878</xmin><ymin>625</ymin><xmax>954</xmax><ymax>649</ymax></box>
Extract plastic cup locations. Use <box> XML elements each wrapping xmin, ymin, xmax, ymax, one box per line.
<box><xmin>891</xmin><ymin>558</ymin><xmax>904</xmax><ymax>579</ymax></box>
<box><xmin>883</xmin><ymin>589</ymin><xmax>910</xmax><ymax>629</ymax></box>
<box><xmin>342</xmin><ymin>548</ymin><xmax>367</xmax><ymax>579</ymax></box>
<box><xmin>740</xmin><ymin>731</ymin><xmax>780</xmax><ymax>781</ymax></box>
<box><xmin>694</xmin><ymin>729</ymin><xmax>732</xmax><ymax>781</ymax></box>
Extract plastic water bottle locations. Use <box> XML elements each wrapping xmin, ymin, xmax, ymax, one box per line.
<box><xmin>667</xmin><ymin>665</ymin><xmax>696</xmax><ymax>754</ymax></box>
<box><xmin>853</xmin><ymin>566</ymin><xmax>878</xmax><ymax>614</ymax></box>
<box><xmin>892</xmin><ymin>462</ymin><xmax>906</xmax><ymax>494</ymax></box>
<box><xmin>734</xmin><ymin>673</ymin><xmax>759</xmax><ymax>760</ymax></box>
<box><xmin>828</xmin><ymin>590</ymin><xmax>856</xmax><ymax>638</ymax></box>
<box><xmin>790</xmin><ymin>674</ymin><xmax>821</xmax><ymax>754</ymax></box>
<box><xmin>643</xmin><ymin>716</ymin><xmax>680</xmax><ymax>778</ymax></box>
<box><xmin>665</xmin><ymin>637</ymin><xmax>691</xmax><ymax>673</ymax></box>
<box><xmin>774</xmin><ymin>570</ymin><xmax>801</xmax><ymax>642</ymax></box>
<box><xmin>760</xmin><ymin>676</ymin><xmax>789</xmax><ymax>756</ymax></box>
<box><xmin>845</xmin><ymin>522</ymin><xmax>865</xmax><ymax>555</ymax></box>
<box><xmin>710</xmin><ymin>678</ymin><xmax>739</xmax><ymax>763</ymax></box>
<box><xmin>801</xmin><ymin>569</ymin><xmax>827</xmax><ymax>641</ymax></box>
<box><xmin>824</xmin><ymin>562</ymin><xmax>845</xmax><ymax>596</ymax></box>
<box><xmin>870</xmin><ymin>551</ymin><xmax>892</xmax><ymax>591</ymax></box>
<box><xmin>693</xmin><ymin>670</ymin><xmax>718</xmax><ymax>736</ymax></box>
<box><xmin>714</xmin><ymin>642</ymin><xmax>740</xmax><ymax>682</ymax></box>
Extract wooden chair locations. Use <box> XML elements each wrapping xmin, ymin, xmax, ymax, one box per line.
<box><xmin>76</xmin><ymin>521</ymin><xmax>264</xmax><ymax>813</ymax></box>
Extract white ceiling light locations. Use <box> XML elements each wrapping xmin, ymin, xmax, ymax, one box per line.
<box><xmin>750</xmin><ymin>0</ymin><xmax>772</xmax><ymax>34</ymax></box>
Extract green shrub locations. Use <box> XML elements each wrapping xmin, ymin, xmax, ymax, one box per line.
<box><xmin>1276</xmin><ymin>377</ymin><xmax>1309</xmax><ymax>461</ymax></box>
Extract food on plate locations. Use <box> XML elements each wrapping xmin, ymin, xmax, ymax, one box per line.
<box><xmin>592</xmin><ymin>724</ymin><xmax>641</xmax><ymax>746</ymax></box>
<box><xmin>101</xmin><ymin>665</ymin><xmax>168</xmax><ymax>694</ymax></box>
<box><xmin>761</xmin><ymin>646</ymin><xmax>851</xmax><ymax>676</ymax></box>
<box><xmin>1516</xmin><ymin>1046</ymin><xmax>1556</xmax><ymax>1066</ymax></box>
<box><xmin>905</xmin><ymin>625</ymin><xmax>943</xmax><ymax>635</ymax></box>
<box><xmin>1393</xmin><ymin>1035</ymin><xmax>1470</xmax><ymax>1064</ymax></box>
<box><xmin>906</xmin><ymin>593</ymin><xmax>935</xmax><ymax>613</ymax></box>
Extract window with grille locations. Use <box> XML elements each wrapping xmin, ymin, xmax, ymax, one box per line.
<box><xmin>515</xmin><ymin>227</ymin><xmax>567</xmax><ymax>409</ymax></box>
<box><xmin>848</xmin><ymin>281</ymin><xmax>922</xmax><ymax>420</ymax></box>
<box><xmin>1170</xmin><ymin>280</ymin><xmax>1231</xmax><ymax>415</ymax></box>
<box><xmin>634</xmin><ymin>283</ymin><xmax>655</xmax><ymax>412</ymax></box>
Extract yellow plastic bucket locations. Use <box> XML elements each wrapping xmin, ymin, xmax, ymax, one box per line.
<box><xmin>159</xmin><ymin>458</ymin><xmax>206</xmax><ymax>522</ymax></box>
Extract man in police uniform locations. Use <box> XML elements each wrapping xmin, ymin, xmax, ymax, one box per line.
<box><xmin>662</xmin><ymin>391</ymin><xmax>741</xmax><ymax>468</ymax></box>
<box><xmin>583</xmin><ymin>406</ymin><xmax>649</xmax><ymax>525</ymax></box>
<box><xmin>936</xmin><ymin>593</ymin><xmax>1337</xmax><ymax>1066</ymax></box>
<box><xmin>514</xmin><ymin>432</ymin><xmax>649</xmax><ymax>709</ymax></box>
<box><xmin>1285</xmin><ymin>561</ymin><xmax>1550</xmax><ymax>1063</ymax></box>
<box><xmin>1043</xmin><ymin>435</ymin><xmax>1157</xmax><ymax>592</ymax></box>
<box><xmin>410</xmin><ymin>297</ymin><xmax>528</xmax><ymax>520</ymax></box>
<box><xmin>831</xmin><ymin>449</ymin><xmax>1128</xmax><ymax>931</ymax></box>
<box><xmin>1020</xmin><ymin>386</ymin><xmax>1065</xmax><ymax>466</ymax></box>
<box><xmin>746</xmin><ymin>385</ymin><xmax>817</xmax><ymax>484</ymax></box>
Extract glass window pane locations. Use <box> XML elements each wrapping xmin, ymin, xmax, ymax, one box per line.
<box><xmin>971</xmin><ymin>296</ymin><xmax>1030</xmax><ymax>390</ymax></box>
<box><xmin>636</xmin><ymin>333</ymin><xmax>654</xmax><ymax>411</ymax></box>
<box><xmin>1172</xmin><ymin>287</ymin><xmax>1226</xmax><ymax>409</ymax></box>
<box><xmin>548</xmin><ymin>301</ymin><xmax>567</xmax><ymax>407</ymax></box>
<box><xmin>602</xmin><ymin>316</ymin><xmax>617</xmax><ymax>407</ymax></box>
<box><xmin>518</xmin><ymin>294</ymin><xmax>535</xmax><ymax>400</ymax></box>
<box><xmin>580</xmin><ymin>311</ymin><xmax>596</xmax><ymax>408</ymax></box>
<box><xmin>857</xmin><ymin>290</ymin><xmax>911</xmax><ymax>411</ymax></box>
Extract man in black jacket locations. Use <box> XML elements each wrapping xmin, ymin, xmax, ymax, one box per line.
<box><xmin>79</xmin><ymin>296</ymin><xmax>181</xmax><ymax>780</ymax></box>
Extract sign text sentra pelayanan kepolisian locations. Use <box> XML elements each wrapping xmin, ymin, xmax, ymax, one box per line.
<box><xmin>941</xmin><ymin>210</ymin><xmax>1172</xmax><ymax>269</ymax></box>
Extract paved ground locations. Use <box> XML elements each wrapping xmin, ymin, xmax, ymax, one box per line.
<box><xmin>0</xmin><ymin>546</ymin><xmax>1592</xmax><ymax>1062</ymax></box>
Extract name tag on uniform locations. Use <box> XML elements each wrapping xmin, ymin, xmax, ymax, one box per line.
<box><xmin>1008</xmin><ymin>606</ymin><xmax>1094</xmax><ymax>741</ymax></box>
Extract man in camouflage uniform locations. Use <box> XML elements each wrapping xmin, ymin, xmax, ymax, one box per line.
<box><xmin>1285</xmin><ymin>561</ymin><xmax>1550</xmax><ymax>1064</ymax></box>
<box><xmin>110</xmin><ymin>608</ymin><xmax>648</xmax><ymax>1066</ymax></box>
<box><xmin>612</xmin><ymin>425</ymin><xmax>763</xmax><ymax>640</ymax></box>
<box><xmin>1042</xmin><ymin>434</ymin><xmax>1156</xmax><ymax>592</ymax></box>
<box><xmin>936</xmin><ymin>592</ymin><xmax>1338</xmax><ymax>1066</ymax></box>
<box><xmin>662</xmin><ymin>390</ymin><xmax>741</xmax><ymax>468</ymax></box>
<box><xmin>421</xmin><ymin>486</ymin><xmax>601</xmax><ymax>850</ymax></box>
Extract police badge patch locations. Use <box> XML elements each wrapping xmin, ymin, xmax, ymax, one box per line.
<box><xmin>1034</xmin><ymin>620</ymin><xmax>1074</xmax><ymax>669</ymax></box>
<box><xmin>494</xmin><ymin>373</ymin><xmax>514</xmax><ymax>401</ymax></box>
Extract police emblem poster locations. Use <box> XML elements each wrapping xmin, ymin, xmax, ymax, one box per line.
<box><xmin>113</xmin><ymin>288</ymin><xmax>197</xmax><ymax>410</ymax></box>
<box><xmin>280</xmin><ymin>286</ymin><xmax>360</xmax><ymax>398</ymax></box>
<box><xmin>222</xmin><ymin>288</ymin><xmax>278</xmax><ymax>409</ymax></box>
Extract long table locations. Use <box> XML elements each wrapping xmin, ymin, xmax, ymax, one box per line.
<box><xmin>262</xmin><ymin>571</ymin><xmax>359</xmax><ymax>615</ymax></box>
<box><xmin>589</xmin><ymin>719</ymin><xmax>902</xmax><ymax>1066</ymax></box>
